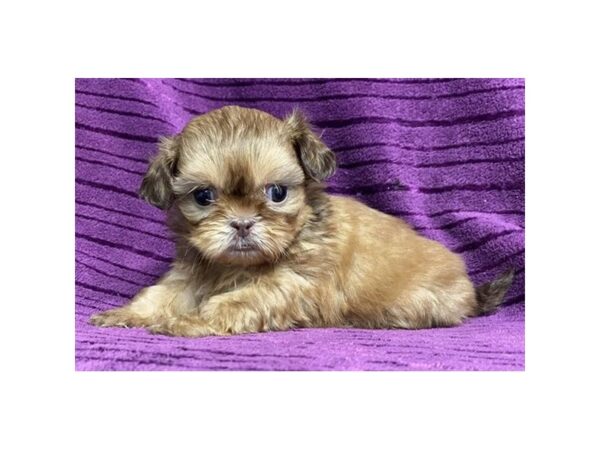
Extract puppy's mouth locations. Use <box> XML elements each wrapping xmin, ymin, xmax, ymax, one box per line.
<box><xmin>219</xmin><ymin>235</ymin><xmax>276</xmax><ymax>265</ymax></box>
<box><xmin>227</xmin><ymin>239</ymin><xmax>261</xmax><ymax>255</ymax></box>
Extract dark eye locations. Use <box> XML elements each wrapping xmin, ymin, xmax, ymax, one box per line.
<box><xmin>266</xmin><ymin>184</ymin><xmax>288</xmax><ymax>203</ymax></box>
<box><xmin>193</xmin><ymin>187</ymin><xmax>216</xmax><ymax>206</ymax></box>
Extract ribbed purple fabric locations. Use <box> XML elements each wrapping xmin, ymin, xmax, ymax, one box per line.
<box><xmin>75</xmin><ymin>78</ymin><xmax>525</xmax><ymax>371</ymax></box>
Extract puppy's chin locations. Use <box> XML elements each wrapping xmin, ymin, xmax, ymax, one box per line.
<box><xmin>189</xmin><ymin>237</ymin><xmax>282</xmax><ymax>267</ymax></box>
<box><xmin>217</xmin><ymin>248</ymin><xmax>270</xmax><ymax>267</ymax></box>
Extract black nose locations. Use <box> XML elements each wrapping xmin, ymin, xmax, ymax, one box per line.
<box><xmin>230</xmin><ymin>219</ymin><xmax>256</xmax><ymax>237</ymax></box>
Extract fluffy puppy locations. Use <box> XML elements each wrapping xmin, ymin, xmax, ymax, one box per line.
<box><xmin>90</xmin><ymin>106</ymin><xmax>513</xmax><ymax>337</ymax></box>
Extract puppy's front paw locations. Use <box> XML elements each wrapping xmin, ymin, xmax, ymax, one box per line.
<box><xmin>147</xmin><ymin>317</ymin><xmax>223</xmax><ymax>337</ymax></box>
<box><xmin>89</xmin><ymin>308</ymin><xmax>146</xmax><ymax>329</ymax></box>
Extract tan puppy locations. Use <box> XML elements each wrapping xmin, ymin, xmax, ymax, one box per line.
<box><xmin>90</xmin><ymin>106</ymin><xmax>513</xmax><ymax>337</ymax></box>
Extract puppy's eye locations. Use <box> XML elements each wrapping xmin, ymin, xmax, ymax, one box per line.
<box><xmin>193</xmin><ymin>188</ymin><xmax>216</xmax><ymax>206</ymax></box>
<box><xmin>265</xmin><ymin>184</ymin><xmax>288</xmax><ymax>203</ymax></box>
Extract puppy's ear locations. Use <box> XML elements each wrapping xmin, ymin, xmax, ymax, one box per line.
<box><xmin>139</xmin><ymin>135</ymin><xmax>180</xmax><ymax>209</ymax></box>
<box><xmin>285</xmin><ymin>109</ymin><xmax>336</xmax><ymax>182</ymax></box>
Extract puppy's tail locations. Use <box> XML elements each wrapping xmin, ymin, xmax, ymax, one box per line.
<box><xmin>475</xmin><ymin>269</ymin><xmax>515</xmax><ymax>316</ymax></box>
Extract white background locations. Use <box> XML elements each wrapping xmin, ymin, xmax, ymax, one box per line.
<box><xmin>1</xmin><ymin>1</ymin><xmax>598</xmax><ymax>449</ymax></box>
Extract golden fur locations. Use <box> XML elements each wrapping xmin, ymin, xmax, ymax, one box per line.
<box><xmin>90</xmin><ymin>106</ymin><xmax>513</xmax><ymax>337</ymax></box>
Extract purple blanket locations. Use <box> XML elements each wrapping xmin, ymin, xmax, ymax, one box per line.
<box><xmin>75</xmin><ymin>78</ymin><xmax>525</xmax><ymax>370</ymax></box>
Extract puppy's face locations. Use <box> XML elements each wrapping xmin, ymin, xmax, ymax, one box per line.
<box><xmin>140</xmin><ymin>106</ymin><xmax>336</xmax><ymax>266</ymax></box>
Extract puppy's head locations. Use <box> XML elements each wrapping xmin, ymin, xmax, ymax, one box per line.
<box><xmin>140</xmin><ymin>106</ymin><xmax>336</xmax><ymax>266</ymax></box>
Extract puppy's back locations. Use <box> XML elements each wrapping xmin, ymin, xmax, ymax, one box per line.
<box><xmin>326</xmin><ymin>194</ymin><xmax>478</xmax><ymax>328</ymax></box>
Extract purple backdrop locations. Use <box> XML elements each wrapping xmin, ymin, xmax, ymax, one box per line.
<box><xmin>75</xmin><ymin>78</ymin><xmax>525</xmax><ymax>370</ymax></box>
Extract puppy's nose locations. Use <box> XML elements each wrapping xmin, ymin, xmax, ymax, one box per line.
<box><xmin>230</xmin><ymin>219</ymin><xmax>256</xmax><ymax>237</ymax></box>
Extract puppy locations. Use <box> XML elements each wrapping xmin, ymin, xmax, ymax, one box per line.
<box><xmin>90</xmin><ymin>106</ymin><xmax>513</xmax><ymax>337</ymax></box>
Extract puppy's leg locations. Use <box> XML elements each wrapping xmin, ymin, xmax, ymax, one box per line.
<box><xmin>89</xmin><ymin>268</ymin><xmax>194</xmax><ymax>329</ymax></box>
<box><xmin>149</xmin><ymin>281</ymin><xmax>314</xmax><ymax>337</ymax></box>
